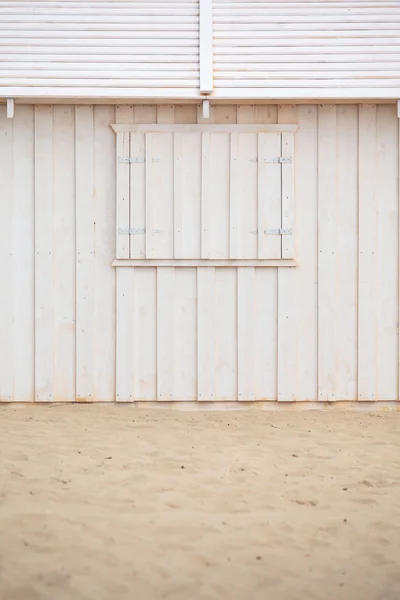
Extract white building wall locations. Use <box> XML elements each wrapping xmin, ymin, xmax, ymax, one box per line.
<box><xmin>0</xmin><ymin>102</ymin><xmax>399</xmax><ymax>403</ymax></box>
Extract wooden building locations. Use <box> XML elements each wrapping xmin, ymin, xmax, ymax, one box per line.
<box><xmin>0</xmin><ymin>0</ymin><xmax>400</xmax><ymax>405</ymax></box>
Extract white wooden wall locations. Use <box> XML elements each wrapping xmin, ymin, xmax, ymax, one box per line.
<box><xmin>0</xmin><ymin>103</ymin><xmax>399</xmax><ymax>402</ymax></box>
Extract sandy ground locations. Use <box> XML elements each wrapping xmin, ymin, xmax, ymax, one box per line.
<box><xmin>1</xmin><ymin>406</ymin><xmax>400</xmax><ymax>600</ymax></box>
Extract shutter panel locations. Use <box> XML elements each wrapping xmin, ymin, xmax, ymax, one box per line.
<box><xmin>0</xmin><ymin>0</ymin><xmax>199</xmax><ymax>99</ymax></box>
<box><xmin>213</xmin><ymin>1</ymin><xmax>400</xmax><ymax>99</ymax></box>
<box><xmin>114</xmin><ymin>125</ymin><xmax>296</xmax><ymax>262</ymax></box>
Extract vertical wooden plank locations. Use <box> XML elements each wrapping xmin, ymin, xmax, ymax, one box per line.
<box><xmin>230</xmin><ymin>133</ymin><xmax>258</xmax><ymax>259</ymax></box>
<box><xmin>215</xmin><ymin>268</ymin><xmax>237</xmax><ymax>400</ymax></box>
<box><xmin>399</xmin><ymin>110</ymin><xmax>400</xmax><ymax>403</ymax></box>
<box><xmin>12</xmin><ymin>106</ymin><xmax>34</xmax><ymax>402</ymax></box>
<box><xmin>376</xmin><ymin>105</ymin><xmax>399</xmax><ymax>400</ymax></box>
<box><xmin>129</xmin><ymin>132</ymin><xmax>146</xmax><ymax>258</ymax></box>
<box><xmin>358</xmin><ymin>104</ymin><xmax>378</xmax><ymax>401</ymax></box>
<box><xmin>295</xmin><ymin>105</ymin><xmax>318</xmax><ymax>401</ymax></box>
<box><xmin>116</xmin><ymin>131</ymin><xmax>130</xmax><ymax>259</ymax></box>
<box><xmin>133</xmin><ymin>105</ymin><xmax>157</xmax><ymax>124</ymax></box>
<box><xmin>94</xmin><ymin>105</ymin><xmax>116</xmax><ymax>401</ymax></box>
<box><xmin>116</xmin><ymin>268</ymin><xmax>134</xmax><ymax>401</ymax></box>
<box><xmin>197</xmin><ymin>267</ymin><xmax>215</xmax><ymax>400</ymax></box>
<box><xmin>277</xmin><ymin>105</ymin><xmax>297</xmax><ymax>401</ymax></box>
<box><xmin>34</xmin><ymin>105</ymin><xmax>54</xmax><ymax>402</ymax></box>
<box><xmin>318</xmin><ymin>105</ymin><xmax>337</xmax><ymax>401</ymax></box>
<box><xmin>157</xmin><ymin>267</ymin><xmax>175</xmax><ymax>400</ymax></box>
<box><xmin>255</xmin><ymin>268</ymin><xmax>278</xmax><ymax>400</ymax></box>
<box><xmin>237</xmin><ymin>267</ymin><xmax>256</xmax><ymax>400</ymax></box>
<box><xmin>237</xmin><ymin>105</ymin><xmax>255</xmax><ymax>123</ymax></box>
<box><xmin>145</xmin><ymin>132</ymin><xmax>174</xmax><ymax>258</ymax></box>
<box><xmin>157</xmin><ymin>105</ymin><xmax>174</xmax><ymax>124</ymax></box>
<box><xmin>132</xmin><ymin>268</ymin><xmax>157</xmax><ymax>400</ymax></box>
<box><xmin>174</xmin><ymin>268</ymin><xmax>197</xmax><ymax>401</ymax></box>
<box><xmin>336</xmin><ymin>105</ymin><xmax>358</xmax><ymax>401</ymax></box>
<box><xmin>115</xmin><ymin>106</ymin><xmax>134</xmax><ymax>402</ymax></box>
<box><xmin>201</xmin><ymin>132</ymin><xmax>211</xmax><ymax>258</ymax></box>
<box><xmin>175</xmin><ymin>105</ymin><xmax>197</xmax><ymax>124</ymax></box>
<box><xmin>281</xmin><ymin>132</ymin><xmax>295</xmax><ymax>259</ymax></box>
<box><xmin>255</xmin><ymin>105</ymin><xmax>278</xmax><ymax>124</ymax></box>
<box><xmin>214</xmin><ymin>105</ymin><xmax>237</xmax><ymax>124</ymax></box>
<box><xmin>258</xmin><ymin>132</ymin><xmax>282</xmax><ymax>259</ymax></box>
<box><xmin>53</xmin><ymin>105</ymin><xmax>75</xmax><ymax>402</ymax></box>
<box><xmin>0</xmin><ymin>106</ymin><xmax>14</xmax><ymax>401</ymax></box>
<box><xmin>197</xmin><ymin>103</ymin><xmax>215</xmax><ymax>124</ymax></box>
<box><xmin>75</xmin><ymin>105</ymin><xmax>95</xmax><ymax>402</ymax></box>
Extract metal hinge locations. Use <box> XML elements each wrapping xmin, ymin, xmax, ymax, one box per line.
<box><xmin>118</xmin><ymin>228</ymin><xmax>161</xmax><ymax>235</ymax></box>
<box><xmin>117</xmin><ymin>157</ymin><xmax>160</xmax><ymax>164</ymax></box>
<box><xmin>249</xmin><ymin>157</ymin><xmax>292</xmax><ymax>164</ymax></box>
<box><xmin>265</xmin><ymin>228</ymin><xmax>293</xmax><ymax>235</ymax></box>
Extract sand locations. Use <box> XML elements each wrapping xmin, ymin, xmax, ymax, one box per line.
<box><xmin>1</xmin><ymin>406</ymin><xmax>400</xmax><ymax>600</ymax></box>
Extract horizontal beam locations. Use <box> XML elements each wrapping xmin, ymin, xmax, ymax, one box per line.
<box><xmin>112</xmin><ymin>259</ymin><xmax>297</xmax><ymax>267</ymax></box>
<box><xmin>111</xmin><ymin>123</ymin><xmax>299</xmax><ymax>133</ymax></box>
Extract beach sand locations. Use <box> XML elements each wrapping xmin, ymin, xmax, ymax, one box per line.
<box><xmin>1</xmin><ymin>405</ymin><xmax>400</xmax><ymax>600</ymax></box>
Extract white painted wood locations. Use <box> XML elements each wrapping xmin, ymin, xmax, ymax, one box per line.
<box><xmin>281</xmin><ymin>132</ymin><xmax>295</xmax><ymax>259</ymax></box>
<box><xmin>157</xmin><ymin>267</ymin><xmax>175</xmax><ymax>400</ymax></box>
<box><xmin>277</xmin><ymin>104</ymin><xmax>298</xmax><ymax>402</ymax></box>
<box><xmin>34</xmin><ymin>105</ymin><xmax>54</xmax><ymax>402</ymax></box>
<box><xmin>116</xmin><ymin>132</ymin><xmax>130</xmax><ymax>259</ymax></box>
<box><xmin>93</xmin><ymin>105</ymin><xmax>116</xmax><ymax>401</ymax></box>
<box><xmin>201</xmin><ymin>131</ymin><xmax>211</xmax><ymax>258</ymax></box>
<box><xmin>0</xmin><ymin>106</ymin><xmax>14</xmax><ymax>401</ymax></box>
<box><xmin>254</xmin><ymin>268</ymin><xmax>278</xmax><ymax>400</ymax></box>
<box><xmin>199</xmin><ymin>0</ymin><xmax>213</xmax><ymax>93</ymax></box>
<box><xmin>318</xmin><ymin>105</ymin><xmax>337</xmax><ymax>401</ymax></box>
<box><xmin>376</xmin><ymin>105</ymin><xmax>398</xmax><ymax>401</ymax></box>
<box><xmin>197</xmin><ymin>267</ymin><xmax>215</xmax><ymax>400</ymax></box>
<box><xmin>11</xmin><ymin>106</ymin><xmax>34</xmax><ymax>402</ymax></box>
<box><xmin>132</xmin><ymin>268</ymin><xmax>157</xmax><ymax>401</ymax></box>
<box><xmin>358</xmin><ymin>104</ymin><xmax>378</xmax><ymax>401</ymax></box>
<box><xmin>258</xmin><ymin>132</ymin><xmax>282</xmax><ymax>259</ymax></box>
<box><xmin>237</xmin><ymin>267</ymin><xmax>255</xmax><ymax>400</ymax></box>
<box><xmin>116</xmin><ymin>268</ymin><xmax>134</xmax><ymax>401</ymax></box>
<box><xmin>215</xmin><ymin>268</ymin><xmax>237</xmax><ymax>400</ymax></box>
<box><xmin>173</xmin><ymin>268</ymin><xmax>197</xmax><ymax>401</ymax></box>
<box><xmin>112</xmin><ymin>259</ymin><xmax>297</xmax><ymax>267</ymax></box>
<box><xmin>335</xmin><ymin>105</ymin><xmax>358</xmax><ymax>401</ymax></box>
<box><xmin>53</xmin><ymin>105</ymin><xmax>75</xmax><ymax>402</ymax></box>
<box><xmin>75</xmin><ymin>104</ymin><xmax>95</xmax><ymax>402</ymax></box>
<box><xmin>6</xmin><ymin>97</ymin><xmax>14</xmax><ymax>118</ymax></box>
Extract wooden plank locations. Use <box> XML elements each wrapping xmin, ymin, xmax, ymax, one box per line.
<box><xmin>93</xmin><ymin>105</ymin><xmax>116</xmax><ymax>401</ymax></box>
<box><xmin>53</xmin><ymin>105</ymin><xmax>75</xmax><ymax>402</ymax></box>
<box><xmin>116</xmin><ymin>268</ymin><xmax>134</xmax><ymax>401</ymax></box>
<box><xmin>175</xmin><ymin>104</ymin><xmax>197</xmax><ymax>123</ymax></box>
<box><xmin>258</xmin><ymin>132</ymin><xmax>282</xmax><ymax>258</ymax></box>
<box><xmin>157</xmin><ymin>104</ymin><xmax>175</xmax><ymax>124</ymax></box>
<box><xmin>376</xmin><ymin>105</ymin><xmax>398</xmax><ymax>400</ymax></box>
<box><xmin>157</xmin><ymin>267</ymin><xmax>175</xmax><ymax>400</ymax></box>
<box><xmin>34</xmin><ymin>105</ymin><xmax>54</xmax><ymax>402</ymax></box>
<box><xmin>197</xmin><ymin>267</ymin><xmax>215</xmax><ymax>400</ymax></box>
<box><xmin>132</xmin><ymin>267</ymin><xmax>157</xmax><ymax>401</ymax></box>
<box><xmin>197</xmin><ymin>102</ymin><xmax>215</xmax><ymax>124</ymax></box>
<box><xmin>116</xmin><ymin>131</ymin><xmax>130</xmax><ymax>259</ymax></box>
<box><xmin>318</xmin><ymin>105</ymin><xmax>337</xmax><ymax>401</ymax></box>
<box><xmin>145</xmin><ymin>131</ymin><xmax>174</xmax><ymax>258</ymax></box>
<box><xmin>0</xmin><ymin>105</ymin><xmax>14</xmax><ymax>401</ymax></box>
<box><xmin>75</xmin><ymin>104</ymin><xmax>95</xmax><ymax>402</ymax></box>
<box><xmin>335</xmin><ymin>105</ymin><xmax>358</xmax><ymax>401</ymax></box>
<box><xmin>199</xmin><ymin>0</ymin><xmax>213</xmax><ymax>93</ymax></box>
<box><xmin>129</xmin><ymin>131</ymin><xmax>146</xmax><ymax>259</ymax></box>
<box><xmin>294</xmin><ymin>105</ymin><xmax>318</xmax><ymax>401</ymax></box>
<box><xmin>277</xmin><ymin>104</ymin><xmax>298</xmax><ymax>401</ymax></box>
<box><xmin>281</xmin><ymin>132</ymin><xmax>295</xmax><ymax>258</ymax></box>
<box><xmin>229</xmin><ymin>132</ymin><xmax>258</xmax><ymax>259</ymax></box>
<box><xmin>112</xmin><ymin>258</ymin><xmax>297</xmax><ymax>267</ymax></box>
<box><xmin>173</xmin><ymin>268</ymin><xmax>197</xmax><ymax>401</ymax></box>
<box><xmin>201</xmin><ymin>132</ymin><xmax>211</xmax><ymax>258</ymax></box>
<box><xmin>255</xmin><ymin>268</ymin><xmax>278</xmax><ymax>400</ymax></box>
<box><xmin>173</xmin><ymin>131</ymin><xmax>202</xmax><ymax>258</ymax></box>
<box><xmin>11</xmin><ymin>106</ymin><xmax>34</xmax><ymax>402</ymax></box>
<box><xmin>358</xmin><ymin>104</ymin><xmax>378</xmax><ymax>401</ymax></box>
<box><xmin>112</xmin><ymin>124</ymin><xmax>298</xmax><ymax>133</ymax></box>
<box><xmin>237</xmin><ymin>267</ymin><xmax>256</xmax><ymax>400</ymax></box>
<box><xmin>215</xmin><ymin>268</ymin><xmax>237</xmax><ymax>400</ymax></box>
<box><xmin>236</xmin><ymin>104</ymin><xmax>255</xmax><ymax>123</ymax></box>
<box><xmin>214</xmin><ymin>105</ymin><xmax>237</xmax><ymax>124</ymax></box>
<box><xmin>255</xmin><ymin>104</ymin><xmax>278</xmax><ymax>124</ymax></box>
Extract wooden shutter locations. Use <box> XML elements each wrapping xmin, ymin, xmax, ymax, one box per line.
<box><xmin>114</xmin><ymin>125</ymin><xmax>296</xmax><ymax>262</ymax></box>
